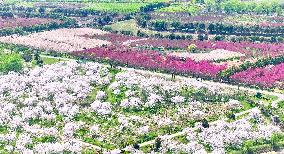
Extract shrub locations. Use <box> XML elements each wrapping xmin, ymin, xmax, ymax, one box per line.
<box><xmin>187</xmin><ymin>44</ymin><xmax>197</xmax><ymax>53</ymax></box>
<box><xmin>201</xmin><ymin>119</ymin><xmax>209</xmax><ymax>128</ymax></box>
<box><xmin>133</xmin><ymin>143</ymin><xmax>140</xmax><ymax>150</ymax></box>
<box><xmin>154</xmin><ymin>137</ymin><xmax>162</xmax><ymax>152</ymax></box>
<box><xmin>0</xmin><ymin>53</ymin><xmax>23</xmax><ymax>74</ymax></box>
<box><xmin>214</xmin><ymin>35</ymin><xmax>225</xmax><ymax>41</ymax></box>
<box><xmin>22</xmin><ymin>52</ymin><xmax>33</xmax><ymax>62</ymax></box>
<box><xmin>120</xmin><ymin>30</ymin><xmax>133</xmax><ymax>36</ymax></box>
<box><xmin>227</xmin><ymin>113</ymin><xmax>236</xmax><ymax>120</ymax></box>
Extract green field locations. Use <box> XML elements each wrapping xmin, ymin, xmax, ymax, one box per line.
<box><xmin>105</xmin><ymin>19</ymin><xmax>140</xmax><ymax>34</ymax></box>
<box><xmin>41</xmin><ymin>56</ymin><xmax>67</xmax><ymax>65</ymax></box>
<box><xmin>156</xmin><ymin>2</ymin><xmax>201</xmax><ymax>14</ymax></box>
<box><xmin>84</xmin><ymin>2</ymin><xmax>148</xmax><ymax>13</ymax></box>
<box><xmin>3</xmin><ymin>0</ymin><xmax>169</xmax><ymax>13</ymax></box>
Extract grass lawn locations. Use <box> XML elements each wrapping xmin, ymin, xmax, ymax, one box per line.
<box><xmin>41</xmin><ymin>56</ymin><xmax>67</xmax><ymax>65</ymax></box>
<box><xmin>106</xmin><ymin>19</ymin><xmax>139</xmax><ymax>34</ymax></box>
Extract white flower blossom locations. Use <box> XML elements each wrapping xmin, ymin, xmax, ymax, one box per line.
<box><xmin>91</xmin><ymin>100</ymin><xmax>112</xmax><ymax>115</ymax></box>
<box><xmin>96</xmin><ymin>91</ymin><xmax>106</xmax><ymax>100</ymax></box>
<box><xmin>171</xmin><ymin>96</ymin><xmax>185</xmax><ymax>103</ymax></box>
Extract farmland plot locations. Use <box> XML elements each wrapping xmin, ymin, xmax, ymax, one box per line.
<box><xmin>0</xmin><ymin>28</ymin><xmax>111</xmax><ymax>52</ymax></box>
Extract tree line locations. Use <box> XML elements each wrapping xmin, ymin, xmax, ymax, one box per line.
<box><xmin>137</xmin><ymin>19</ymin><xmax>284</xmax><ymax>37</ymax></box>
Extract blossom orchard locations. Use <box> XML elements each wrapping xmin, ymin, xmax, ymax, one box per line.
<box><xmin>0</xmin><ymin>60</ymin><xmax>275</xmax><ymax>153</ymax></box>
<box><xmin>74</xmin><ymin>46</ymin><xmax>227</xmax><ymax>77</ymax></box>
<box><xmin>230</xmin><ymin>63</ymin><xmax>284</xmax><ymax>88</ymax></box>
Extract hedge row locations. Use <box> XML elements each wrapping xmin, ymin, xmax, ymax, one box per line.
<box><xmin>0</xmin><ymin>18</ymin><xmax>77</xmax><ymax>37</ymax></box>
<box><xmin>138</xmin><ymin>19</ymin><xmax>284</xmax><ymax>37</ymax></box>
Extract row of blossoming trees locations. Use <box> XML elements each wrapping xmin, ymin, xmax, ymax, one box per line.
<box><xmin>0</xmin><ymin>25</ymin><xmax>282</xmax><ymax>89</ymax></box>
<box><xmin>0</xmin><ymin>1</ymin><xmax>283</xmax><ymax>152</ymax></box>
<box><xmin>73</xmin><ymin>46</ymin><xmax>226</xmax><ymax>76</ymax></box>
<box><xmin>70</xmin><ymin>32</ymin><xmax>284</xmax><ymax>89</ymax></box>
<box><xmin>0</xmin><ymin>39</ymin><xmax>282</xmax><ymax>153</ymax></box>
<box><xmin>137</xmin><ymin>16</ymin><xmax>284</xmax><ymax>37</ymax></box>
<box><xmin>0</xmin><ymin>57</ymin><xmax>282</xmax><ymax>153</ymax></box>
<box><xmin>0</xmin><ymin>0</ymin><xmax>283</xmax><ymax>90</ymax></box>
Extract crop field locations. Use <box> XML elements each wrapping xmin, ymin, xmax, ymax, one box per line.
<box><xmin>0</xmin><ymin>0</ymin><xmax>284</xmax><ymax>153</ymax></box>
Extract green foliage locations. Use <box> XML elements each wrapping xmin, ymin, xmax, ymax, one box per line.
<box><xmin>22</xmin><ymin>52</ymin><xmax>33</xmax><ymax>62</ymax></box>
<box><xmin>0</xmin><ymin>53</ymin><xmax>23</xmax><ymax>74</ymax></box>
<box><xmin>174</xmin><ymin>135</ymin><xmax>189</xmax><ymax>144</ymax></box>
<box><xmin>277</xmin><ymin>101</ymin><xmax>284</xmax><ymax>108</ymax></box>
<box><xmin>140</xmin><ymin>2</ymin><xmax>169</xmax><ymax>12</ymax></box>
<box><xmin>226</xmin><ymin>133</ymin><xmax>284</xmax><ymax>153</ymax></box>
<box><xmin>74</xmin><ymin>128</ymin><xmax>89</xmax><ymax>138</ymax></box>
<box><xmin>82</xmin><ymin>148</ymin><xmax>100</xmax><ymax>154</ymax></box>
<box><xmin>157</xmin><ymin>2</ymin><xmax>200</xmax><ymax>14</ymax></box>
<box><xmin>137</xmin><ymin>132</ymin><xmax>158</xmax><ymax>143</ymax></box>
<box><xmin>33</xmin><ymin>136</ymin><xmax>57</xmax><ymax>143</ymax></box>
<box><xmin>85</xmin><ymin>3</ymin><xmax>147</xmax><ymax>13</ymax></box>
<box><xmin>28</xmin><ymin>118</ymin><xmax>57</xmax><ymax>128</ymax></box>
<box><xmin>83</xmin><ymin>137</ymin><xmax>116</xmax><ymax>150</ymax></box>
<box><xmin>221</xmin><ymin>0</ymin><xmax>282</xmax><ymax>15</ymax></box>
<box><xmin>41</xmin><ymin>57</ymin><xmax>66</xmax><ymax>65</ymax></box>
<box><xmin>204</xmin><ymin>143</ymin><xmax>213</xmax><ymax>152</ymax></box>
<box><xmin>145</xmin><ymin>18</ymin><xmax>284</xmax><ymax>37</ymax></box>
<box><xmin>201</xmin><ymin>119</ymin><xmax>209</xmax><ymax>128</ymax></box>
<box><xmin>0</xmin><ymin>126</ymin><xmax>8</xmax><ymax>134</ymax></box>
<box><xmin>154</xmin><ymin>137</ymin><xmax>161</xmax><ymax>152</ymax></box>
<box><xmin>187</xmin><ymin>44</ymin><xmax>197</xmax><ymax>53</ymax></box>
<box><xmin>34</xmin><ymin>52</ymin><xmax>43</xmax><ymax>67</ymax></box>
<box><xmin>152</xmin><ymin>20</ymin><xmax>168</xmax><ymax>31</ymax></box>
